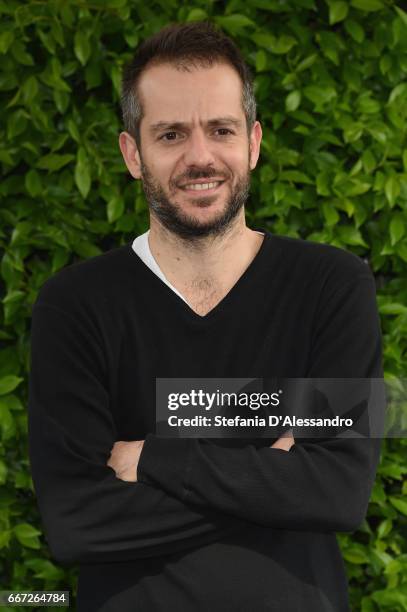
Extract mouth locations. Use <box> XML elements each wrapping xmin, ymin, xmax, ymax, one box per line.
<box><xmin>178</xmin><ymin>180</ymin><xmax>225</xmax><ymax>196</ymax></box>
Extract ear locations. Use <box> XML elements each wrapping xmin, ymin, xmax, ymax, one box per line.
<box><xmin>249</xmin><ymin>121</ymin><xmax>262</xmax><ymax>171</ymax></box>
<box><xmin>118</xmin><ymin>132</ymin><xmax>142</xmax><ymax>179</ymax></box>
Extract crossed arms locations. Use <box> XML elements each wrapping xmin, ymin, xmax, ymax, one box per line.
<box><xmin>107</xmin><ymin>432</ymin><xmax>295</xmax><ymax>482</ymax></box>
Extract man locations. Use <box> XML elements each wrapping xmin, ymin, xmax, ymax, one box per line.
<box><xmin>28</xmin><ymin>21</ymin><xmax>383</xmax><ymax>612</ymax></box>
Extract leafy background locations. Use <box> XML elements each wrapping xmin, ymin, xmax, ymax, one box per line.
<box><xmin>0</xmin><ymin>0</ymin><xmax>406</xmax><ymax>610</ymax></box>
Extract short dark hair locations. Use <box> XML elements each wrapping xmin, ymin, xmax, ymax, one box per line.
<box><xmin>120</xmin><ymin>20</ymin><xmax>257</xmax><ymax>151</ymax></box>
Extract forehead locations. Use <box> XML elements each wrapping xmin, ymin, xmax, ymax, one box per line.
<box><xmin>137</xmin><ymin>61</ymin><xmax>244</xmax><ymax>124</ymax></box>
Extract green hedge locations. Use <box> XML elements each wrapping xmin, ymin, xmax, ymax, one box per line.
<box><xmin>0</xmin><ymin>1</ymin><xmax>406</xmax><ymax>610</ymax></box>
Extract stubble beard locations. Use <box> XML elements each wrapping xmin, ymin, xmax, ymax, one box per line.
<box><xmin>138</xmin><ymin>155</ymin><xmax>251</xmax><ymax>240</ymax></box>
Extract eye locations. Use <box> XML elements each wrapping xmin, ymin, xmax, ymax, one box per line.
<box><xmin>216</xmin><ymin>128</ymin><xmax>234</xmax><ymax>136</ymax></box>
<box><xmin>159</xmin><ymin>131</ymin><xmax>179</xmax><ymax>141</ymax></box>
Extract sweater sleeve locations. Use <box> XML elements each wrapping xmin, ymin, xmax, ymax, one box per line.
<box><xmin>28</xmin><ymin>298</ymin><xmax>243</xmax><ymax>567</ymax></box>
<box><xmin>137</xmin><ymin>272</ymin><xmax>385</xmax><ymax>532</ymax></box>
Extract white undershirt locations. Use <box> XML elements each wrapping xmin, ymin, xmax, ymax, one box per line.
<box><xmin>132</xmin><ymin>230</ymin><xmax>265</xmax><ymax>307</ymax></box>
<box><xmin>132</xmin><ymin>231</ymin><xmax>190</xmax><ymax>304</ymax></box>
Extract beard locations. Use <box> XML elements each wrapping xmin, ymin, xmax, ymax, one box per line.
<box><xmin>138</xmin><ymin>154</ymin><xmax>251</xmax><ymax>240</ymax></box>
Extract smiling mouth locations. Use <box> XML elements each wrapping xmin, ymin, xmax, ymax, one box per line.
<box><xmin>179</xmin><ymin>180</ymin><xmax>225</xmax><ymax>195</ymax></box>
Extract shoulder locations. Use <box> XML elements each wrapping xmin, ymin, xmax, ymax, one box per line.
<box><xmin>33</xmin><ymin>243</ymin><xmax>131</xmax><ymax>312</ymax></box>
<box><xmin>270</xmin><ymin>234</ymin><xmax>374</xmax><ymax>293</ymax></box>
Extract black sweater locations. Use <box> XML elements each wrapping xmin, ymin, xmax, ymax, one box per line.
<box><xmin>28</xmin><ymin>229</ymin><xmax>384</xmax><ymax>611</ymax></box>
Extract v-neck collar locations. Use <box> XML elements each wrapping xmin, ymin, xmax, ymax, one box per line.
<box><xmin>127</xmin><ymin>227</ymin><xmax>274</xmax><ymax>324</ymax></box>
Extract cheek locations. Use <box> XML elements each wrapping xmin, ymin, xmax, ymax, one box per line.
<box><xmin>144</xmin><ymin>157</ymin><xmax>172</xmax><ymax>187</ymax></box>
<box><xmin>224</xmin><ymin>148</ymin><xmax>249</xmax><ymax>168</ymax></box>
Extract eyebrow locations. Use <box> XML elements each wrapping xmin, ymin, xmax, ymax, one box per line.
<box><xmin>148</xmin><ymin>116</ymin><xmax>243</xmax><ymax>135</ymax></box>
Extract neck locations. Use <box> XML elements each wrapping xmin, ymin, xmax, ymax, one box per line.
<box><xmin>147</xmin><ymin>215</ymin><xmax>264</xmax><ymax>290</ymax></box>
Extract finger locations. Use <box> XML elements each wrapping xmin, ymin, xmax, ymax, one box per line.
<box><xmin>270</xmin><ymin>437</ymin><xmax>295</xmax><ymax>450</ymax></box>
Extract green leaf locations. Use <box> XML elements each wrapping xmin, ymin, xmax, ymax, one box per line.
<box><xmin>0</xmin><ymin>375</ymin><xmax>23</xmax><ymax>395</ymax></box>
<box><xmin>0</xmin><ymin>530</ymin><xmax>11</xmax><ymax>549</ymax></box>
<box><xmin>10</xmin><ymin>221</ymin><xmax>31</xmax><ymax>245</ymax></box>
<box><xmin>379</xmin><ymin>463</ymin><xmax>407</xmax><ymax>479</ymax></box>
<box><xmin>379</xmin><ymin>54</ymin><xmax>392</xmax><ymax>76</ymax></box>
<box><xmin>372</xmin><ymin>589</ymin><xmax>407</xmax><ymax>608</ymax></box>
<box><xmin>51</xmin><ymin>20</ymin><xmax>65</xmax><ymax>47</ymax></box>
<box><xmin>285</xmin><ymin>90</ymin><xmax>301</xmax><ymax>112</ymax></box>
<box><xmin>109</xmin><ymin>64</ymin><xmax>121</xmax><ymax>96</ymax></box>
<box><xmin>52</xmin><ymin>249</ymin><xmax>70</xmax><ymax>272</ymax></box>
<box><xmin>273</xmin><ymin>183</ymin><xmax>286</xmax><ymax>203</ymax></box>
<box><xmin>41</xmin><ymin>60</ymin><xmax>71</xmax><ymax>92</ymax></box>
<box><xmin>344</xmin><ymin>20</ymin><xmax>365</xmax><ymax>42</ymax></box>
<box><xmin>370</xmin><ymin>548</ymin><xmax>393</xmax><ymax>568</ymax></box>
<box><xmin>252</xmin><ymin>32</ymin><xmax>298</xmax><ymax>54</ymax></box>
<box><xmin>388</xmin><ymin>82</ymin><xmax>407</xmax><ymax>105</ymax></box>
<box><xmin>296</xmin><ymin>54</ymin><xmax>317</xmax><ymax>72</ymax></box>
<box><xmin>67</xmin><ymin>118</ymin><xmax>81</xmax><ymax>142</ymax></box>
<box><xmin>269</xmin><ymin>35</ymin><xmax>298</xmax><ymax>55</ymax></box>
<box><xmin>11</xmin><ymin>41</ymin><xmax>34</xmax><ymax>65</ymax></box>
<box><xmin>342</xmin><ymin>544</ymin><xmax>370</xmax><ymax>564</ymax></box>
<box><xmin>36</xmin><ymin>153</ymin><xmax>74</xmax><ymax>172</ymax></box>
<box><xmin>25</xmin><ymin>559</ymin><xmax>64</xmax><ymax>581</ymax></box>
<box><xmin>376</xmin><ymin>518</ymin><xmax>392</xmax><ymax>539</ymax></box>
<box><xmin>7</xmin><ymin>110</ymin><xmax>28</xmax><ymax>139</ymax></box>
<box><xmin>0</xmin><ymin>31</ymin><xmax>14</xmax><ymax>54</ymax></box>
<box><xmin>322</xmin><ymin>202</ymin><xmax>340</xmax><ymax>226</ymax></box>
<box><xmin>0</xmin><ymin>460</ymin><xmax>7</xmax><ymax>485</ymax></box>
<box><xmin>53</xmin><ymin>90</ymin><xmax>70</xmax><ymax>114</ymax></box>
<box><xmin>389</xmin><ymin>496</ymin><xmax>407</xmax><ymax>516</ymax></box>
<box><xmin>123</xmin><ymin>29</ymin><xmax>139</xmax><ymax>48</ymax></box>
<box><xmin>186</xmin><ymin>8</ymin><xmax>208</xmax><ymax>22</ymax></box>
<box><xmin>13</xmin><ymin>523</ymin><xmax>41</xmax><ymax>549</ymax></box>
<box><xmin>22</xmin><ymin>75</ymin><xmax>39</xmax><ymax>104</ymax></box>
<box><xmin>303</xmin><ymin>85</ymin><xmax>337</xmax><ymax>107</ymax></box>
<box><xmin>351</xmin><ymin>0</ymin><xmax>384</xmax><ymax>11</ymax></box>
<box><xmin>343</xmin><ymin>122</ymin><xmax>364</xmax><ymax>143</ymax></box>
<box><xmin>107</xmin><ymin>196</ymin><xmax>124</xmax><ymax>223</ymax></box>
<box><xmin>361</xmin><ymin>149</ymin><xmax>376</xmax><ymax>173</ymax></box>
<box><xmin>85</xmin><ymin>60</ymin><xmax>103</xmax><ymax>89</ymax></box>
<box><xmin>342</xmin><ymin>179</ymin><xmax>371</xmax><ymax>197</ymax></box>
<box><xmin>336</xmin><ymin>225</ymin><xmax>368</xmax><ymax>247</ymax></box>
<box><xmin>385</xmin><ymin>175</ymin><xmax>400</xmax><ymax>207</ymax></box>
<box><xmin>316</xmin><ymin>172</ymin><xmax>331</xmax><ymax>196</ymax></box>
<box><xmin>0</xmin><ymin>404</ymin><xmax>15</xmax><ymax>441</ymax></box>
<box><xmin>38</xmin><ymin>28</ymin><xmax>56</xmax><ymax>54</ymax></box>
<box><xmin>74</xmin><ymin>31</ymin><xmax>91</xmax><ymax>66</ymax></box>
<box><xmin>25</xmin><ymin>169</ymin><xmax>42</xmax><ymax>197</ymax></box>
<box><xmin>329</xmin><ymin>2</ymin><xmax>349</xmax><ymax>24</ymax></box>
<box><xmin>389</xmin><ymin>215</ymin><xmax>405</xmax><ymax>246</ymax></box>
<box><xmin>216</xmin><ymin>14</ymin><xmax>256</xmax><ymax>35</ymax></box>
<box><xmin>357</xmin><ymin>92</ymin><xmax>380</xmax><ymax>114</ymax></box>
<box><xmin>1</xmin><ymin>395</ymin><xmax>24</xmax><ymax>413</ymax></box>
<box><xmin>339</xmin><ymin>200</ymin><xmax>354</xmax><ymax>218</ymax></box>
<box><xmin>379</xmin><ymin>302</ymin><xmax>407</xmax><ymax>315</ymax></box>
<box><xmin>279</xmin><ymin>170</ymin><xmax>313</xmax><ymax>184</ymax></box>
<box><xmin>396</xmin><ymin>242</ymin><xmax>407</xmax><ymax>263</ymax></box>
<box><xmin>74</xmin><ymin>147</ymin><xmax>91</xmax><ymax>198</ymax></box>
<box><xmin>394</xmin><ymin>5</ymin><xmax>407</xmax><ymax>27</ymax></box>
<box><xmin>256</xmin><ymin>50</ymin><xmax>267</xmax><ymax>72</ymax></box>
<box><xmin>368</xmin><ymin>124</ymin><xmax>387</xmax><ymax>144</ymax></box>
<box><xmin>60</xmin><ymin>4</ymin><xmax>74</xmax><ymax>26</ymax></box>
<box><xmin>73</xmin><ymin>242</ymin><xmax>102</xmax><ymax>259</ymax></box>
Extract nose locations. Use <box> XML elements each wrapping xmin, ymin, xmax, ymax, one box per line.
<box><xmin>182</xmin><ymin>128</ymin><xmax>216</xmax><ymax>168</ymax></box>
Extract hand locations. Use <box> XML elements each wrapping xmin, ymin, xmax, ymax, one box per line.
<box><xmin>270</xmin><ymin>430</ymin><xmax>295</xmax><ymax>452</ymax></box>
<box><xmin>107</xmin><ymin>440</ymin><xmax>145</xmax><ymax>482</ymax></box>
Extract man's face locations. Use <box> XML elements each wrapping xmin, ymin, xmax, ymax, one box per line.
<box><xmin>120</xmin><ymin>61</ymin><xmax>262</xmax><ymax>239</ymax></box>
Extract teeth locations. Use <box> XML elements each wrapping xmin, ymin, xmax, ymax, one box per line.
<box><xmin>183</xmin><ymin>182</ymin><xmax>221</xmax><ymax>191</ymax></box>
